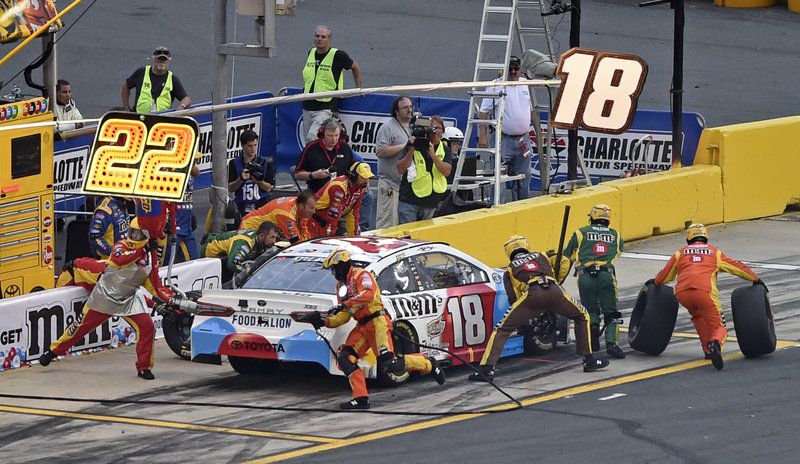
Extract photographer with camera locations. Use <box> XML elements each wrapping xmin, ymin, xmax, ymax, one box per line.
<box><xmin>228</xmin><ymin>129</ymin><xmax>276</xmax><ymax>217</ymax></box>
<box><xmin>396</xmin><ymin>115</ymin><xmax>453</xmax><ymax>225</ymax></box>
<box><xmin>294</xmin><ymin>117</ymin><xmax>356</xmax><ymax>193</ymax></box>
<box><xmin>374</xmin><ymin>96</ymin><xmax>414</xmax><ymax>229</ymax></box>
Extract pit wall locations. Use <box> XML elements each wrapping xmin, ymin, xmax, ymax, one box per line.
<box><xmin>377</xmin><ymin>115</ymin><xmax>800</xmax><ymax>267</ymax></box>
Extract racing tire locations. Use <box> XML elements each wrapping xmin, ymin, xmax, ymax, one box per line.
<box><xmin>377</xmin><ymin>321</ymin><xmax>419</xmax><ymax>388</ymax></box>
<box><xmin>228</xmin><ymin>355</ymin><xmax>278</xmax><ymax>376</ymax></box>
<box><xmin>522</xmin><ymin>311</ymin><xmax>559</xmax><ymax>355</ymax></box>
<box><xmin>731</xmin><ymin>285</ymin><xmax>776</xmax><ymax>358</ymax></box>
<box><xmin>162</xmin><ymin>312</ymin><xmax>194</xmax><ymax>360</ymax></box>
<box><xmin>628</xmin><ymin>282</ymin><xmax>679</xmax><ymax>356</ymax></box>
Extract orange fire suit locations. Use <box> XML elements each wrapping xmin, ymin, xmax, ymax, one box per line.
<box><xmin>655</xmin><ymin>243</ymin><xmax>758</xmax><ymax>353</ymax></box>
<box><xmin>311</xmin><ymin>176</ymin><xmax>365</xmax><ymax>237</ymax></box>
<box><xmin>325</xmin><ymin>266</ymin><xmax>432</xmax><ymax>399</ymax></box>
<box><xmin>240</xmin><ymin>196</ymin><xmax>310</xmax><ymax>243</ymax></box>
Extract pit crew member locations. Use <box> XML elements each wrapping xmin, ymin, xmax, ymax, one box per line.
<box><xmin>201</xmin><ymin>222</ymin><xmax>279</xmax><ymax>282</ymax></box>
<box><xmin>88</xmin><ymin>196</ymin><xmax>130</xmax><ymax>259</ymax></box>
<box><xmin>309</xmin><ymin>161</ymin><xmax>371</xmax><ymax>237</ymax></box>
<box><xmin>295</xmin><ymin>248</ymin><xmax>446</xmax><ymax>410</ymax></box>
<box><xmin>469</xmin><ymin>235</ymin><xmax>609</xmax><ymax>382</ymax></box>
<box><xmin>651</xmin><ymin>224</ymin><xmax>762</xmax><ymax>370</ymax></box>
<box><xmin>240</xmin><ymin>190</ymin><xmax>317</xmax><ymax>244</ymax></box>
<box><xmin>39</xmin><ymin>219</ymin><xmax>173</xmax><ymax>380</ymax></box>
<box><xmin>563</xmin><ymin>204</ymin><xmax>626</xmax><ymax>359</ymax></box>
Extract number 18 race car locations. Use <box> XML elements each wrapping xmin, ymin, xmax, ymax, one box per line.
<box><xmin>187</xmin><ymin>237</ymin><xmax>563</xmax><ymax>383</ymax></box>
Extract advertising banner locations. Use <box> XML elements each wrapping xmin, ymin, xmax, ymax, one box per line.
<box><xmin>0</xmin><ymin>258</ymin><xmax>221</xmax><ymax>371</ymax></box>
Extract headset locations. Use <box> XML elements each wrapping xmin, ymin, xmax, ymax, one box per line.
<box><xmin>346</xmin><ymin>161</ymin><xmax>367</xmax><ymax>181</ymax></box>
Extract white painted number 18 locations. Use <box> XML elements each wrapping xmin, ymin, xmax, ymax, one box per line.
<box><xmin>552</xmin><ymin>48</ymin><xmax>648</xmax><ymax>134</ymax></box>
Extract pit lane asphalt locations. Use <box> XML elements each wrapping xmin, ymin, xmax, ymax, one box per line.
<box><xmin>1</xmin><ymin>213</ymin><xmax>798</xmax><ymax>463</ymax></box>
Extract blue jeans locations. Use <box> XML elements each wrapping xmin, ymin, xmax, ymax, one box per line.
<box><xmin>398</xmin><ymin>200</ymin><xmax>436</xmax><ymax>225</ymax></box>
<box><xmin>359</xmin><ymin>189</ymin><xmax>374</xmax><ymax>232</ymax></box>
<box><xmin>501</xmin><ymin>134</ymin><xmax>533</xmax><ymax>202</ymax></box>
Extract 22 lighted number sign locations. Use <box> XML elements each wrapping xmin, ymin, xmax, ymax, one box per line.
<box><xmin>551</xmin><ymin>48</ymin><xmax>649</xmax><ymax>134</ymax></box>
<box><xmin>82</xmin><ymin>112</ymin><xmax>199</xmax><ymax>201</ymax></box>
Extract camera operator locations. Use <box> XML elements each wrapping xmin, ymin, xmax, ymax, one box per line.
<box><xmin>228</xmin><ymin>129</ymin><xmax>275</xmax><ymax>217</ymax></box>
<box><xmin>294</xmin><ymin>117</ymin><xmax>356</xmax><ymax>193</ymax></box>
<box><xmin>396</xmin><ymin>115</ymin><xmax>453</xmax><ymax>224</ymax></box>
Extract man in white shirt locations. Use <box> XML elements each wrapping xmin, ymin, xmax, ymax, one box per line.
<box><xmin>54</xmin><ymin>79</ymin><xmax>84</xmax><ymax>137</ymax></box>
<box><xmin>478</xmin><ymin>56</ymin><xmax>534</xmax><ymax>202</ymax></box>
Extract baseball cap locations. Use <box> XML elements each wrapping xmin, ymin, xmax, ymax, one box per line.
<box><xmin>153</xmin><ymin>46</ymin><xmax>171</xmax><ymax>59</ymax></box>
<box><xmin>509</xmin><ymin>56</ymin><xmax>521</xmax><ymax>68</ymax></box>
<box><xmin>350</xmin><ymin>161</ymin><xmax>374</xmax><ymax>180</ymax></box>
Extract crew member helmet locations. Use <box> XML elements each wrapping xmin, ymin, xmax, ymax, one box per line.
<box><xmin>443</xmin><ymin>126</ymin><xmax>464</xmax><ymax>142</ymax></box>
<box><xmin>126</xmin><ymin>218</ymin><xmax>150</xmax><ymax>249</ymax></box>
<box><xmin>504</xmin><ymin>235</ymin><xmax>530</xmax><ymax>260</ymax></box>
<box><xmin>323</xmin><ymin>248</ymin><xmax>352</xmax><ymax>281</ymax></box>
<box><xmin>589</xmin><ymin>204</ymin><xmax>612</xmax><ymax>223</ymax></box>
<box><xmin>686</xmin><ymin>223</ymin><xmax>708</xmax><ymax>243</ymax></box>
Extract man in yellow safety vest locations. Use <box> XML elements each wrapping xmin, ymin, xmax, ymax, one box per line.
<box><xmin>300</xmin><ymin>25</ymin><xmax>361</xmax><ymax>144</ymax></box>
<box><xmin>121</xmin><ymin>46</ymin><xmax>192</xmax><ymax>114</ymax></box>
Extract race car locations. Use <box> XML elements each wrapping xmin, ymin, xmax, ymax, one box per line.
<box><xmin>189</xmin><ymin>236</ymin><xmax>563</xmax><ymax>382</ymax></box>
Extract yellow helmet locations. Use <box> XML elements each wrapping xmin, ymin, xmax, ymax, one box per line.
<box><xmin>686</xmin><ymin>223</ymin><xmax>708</xmax><ymax>243</ymax></box>
<box><xmin>503</xmin><ymin>235</ymin><xmax>530</xmax><ymax>260</ymax></box>
<box><xmin>323</xmin><ymin>248</ymin><xmax>352</xmax><ymax>281</ymax></box>
<box><xmin>322</xmin><ymin>248</ymin><xmax>351</xmax><ymax>268</ymax></box>
<box><xmin>126</xmin><ymin>217</ymin><xmax>150</xmax><ymax>249</ymax></box>
<box><xmin>589</xmin><ymin>204</ymin><xmax>612</xmax><ymax>223</ymax></box>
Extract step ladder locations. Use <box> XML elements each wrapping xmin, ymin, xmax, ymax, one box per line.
<box><xmin>451</xmin><ymin>0</ymin><xmax>588</xmax><ymax>205</ymax></box>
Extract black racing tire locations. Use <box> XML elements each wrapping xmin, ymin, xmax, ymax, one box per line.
<box><xmin>228</xmin><ymin>355</ymin><xmax>278</xmax><ymax>376</ymax></box>
<box><xmin>628</xmin><ymin>282</ymin><xmax>679</xmax><ymax>355</ymax></box>
<box><xmin>377</xmin><ymin>320</ymin><xmax>418</xmax><ymax>387</ymax></box>
<box><xmin>731</xmin><ymin>285</ymin><xmax>776</xmax><ymax>358</ymax></box>
<box><xmin>162</xmin><ymin>312</ymin><xmax>194</xmax><ymax>360</ymax></box>
<box><xmin>522</xmin><ymin>311</ymin><xmax>559</xmax><ymax>355</ymax></box>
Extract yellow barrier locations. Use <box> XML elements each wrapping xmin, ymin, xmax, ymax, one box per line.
<box><xmin>695</xmin><ymin>116</ymin><xmax>800</xmax><ymax>222</ymax></box>
<box><xmin>380</xmin><ymin>185</ymin><xmax>620</xmax><ymax>267</ymax></box>
<box><xmin>714</xmin><ymin>0</ymin><xmax>775</xmax><ymax>7</ymax></box>
<box><xmin>606</xmin><ymin>165</ymin><xmax>724</xmax><ymax>241</ymax></box>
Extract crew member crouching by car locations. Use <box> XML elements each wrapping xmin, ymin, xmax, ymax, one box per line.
<box><xmin>295</xmin><ymin>248</ymin><xmax>446</xmax><ymax>409</ymax></box>
<box><xmin>201</xmin><ymin>222</ymin><xmax>279</xmax><ymax>282</ymax></box>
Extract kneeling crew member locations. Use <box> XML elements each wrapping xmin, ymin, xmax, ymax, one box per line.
<box><xmin>650</xmin><ymin>224</ymin><xmax>762</xmax><ymax>370</ymax></box>
<box><xmin>563</xmin><ymin>204</ymin><xmax>625</xmax><ymax>359</ymax></box>
<box><xmin>469</xmin><ymin>235</ymin><xmax>609</xmax><ymax>382</ymax></box>
<box><xmin>296</xmin><ymin>248</ymin><xmax>446</xmax><ymax>410</ymax></box>
<box><xmin>40</xmin><ymin>219</ymin><xmax>173</xmax><ymax>380</ymax></box>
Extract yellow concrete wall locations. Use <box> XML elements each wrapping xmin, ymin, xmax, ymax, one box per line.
<box><xmin>378</xmin><ymin>166</ymin><xmax>724</xmax><ymax>266</ymax></box>
<box><xmin>379</xmin><ymin>185</ymin><xmax>619</xmax><ymax>267</ymax></box>
<box><xmin>606</xmin><ymin>165</ymin><xmax>724</xmax><ymax>241</ymax></box>
<box><xmin>694</xmin><ymin>116</ymin><xmax>800</xmax><ymax>222</ymax></box>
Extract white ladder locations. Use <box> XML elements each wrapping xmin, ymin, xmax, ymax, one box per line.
<box><xmin>451</xmin><ymin>0</ymin><xmax>559</xmax><ymax>206</ymax></box>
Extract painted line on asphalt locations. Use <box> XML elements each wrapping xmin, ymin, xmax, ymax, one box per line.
<box><xmin>245</xmin><ymin>344</ymin><xmax>797</xmax><ymax>464</ymax></box>
<box><xmin>0</xmin><ymin>404</ymin><xmax>336</xmax><ymax>444</ymax></box>
<box><xmin>598</xmin><ymin>393</ymin><xmax>627</xmax><ymax>401</ymax></box>
<box><xmin>621</xmin><ymin>251</ymin><xmax>800</xmax><ymax>271</ymax></box>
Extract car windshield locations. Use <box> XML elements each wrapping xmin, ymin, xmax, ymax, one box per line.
<box><xmin>242</xmin><ymin>255</ymin><xmax>368</xmax><ymax>294</ymax></box>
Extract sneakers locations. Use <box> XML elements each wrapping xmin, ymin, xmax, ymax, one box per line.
<box><xmin>583</xmin><ymin>356</ymin><xmax>610</xmax><ymax>373</ymax></box>
<box><xmin>137</xmin><ymin>369</ymin><xmax>155</xmax><ymax>380</ymax></box>
<box><xmin>38</xmin><ymin>350</ymin><xmax>55</xmax><ymax>367</ymax></box>
<box><xmin>606</xmin><ymin>343</ymin><xmax>626</xmax><ymax>359</ymax></box>
<box><xmin>340</xmin><ymin>397</ymin><xmax>370</xmax><ymax>410</ymax></box>
<box><xmin>467</xmin><ymin>365</ymin><xmax>495</xmax><ymax>382</ymax></box>
<box><xmin>707</xmin><ymin>340</ymin><xmax>724</xmax><ymax>370</ymax></box>
<box><xmin>429</xmin><ymin>357</ymin><xmax>446</xmax><ymax>385</ymax></box>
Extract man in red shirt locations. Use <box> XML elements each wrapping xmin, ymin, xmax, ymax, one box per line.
<box><xmin>651</xmin><ymin>224</ymin><xmax>763</xmax><ymax>370</ymax></box>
